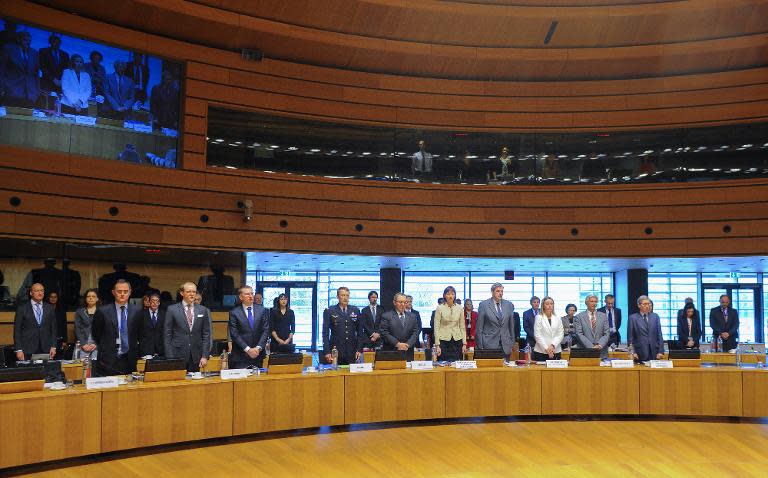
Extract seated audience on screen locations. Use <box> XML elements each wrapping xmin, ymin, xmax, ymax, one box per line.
<box><xmin>533</xmin><ymin>296</ymin><xmax>564</xmax><ymax>361</ymax></box>
<box><xmin>39</xmin><ymin>34</ymin><xmax>69</xmax><ymax>94</ymax></box>
<box><xmin>60</xmin><ymin>54</ymin><xmax>91</xmax><ymax>114</ymax></box>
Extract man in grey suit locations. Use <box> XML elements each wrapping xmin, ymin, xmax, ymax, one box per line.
<box><xmin>102</xmin><ymin>60</ymin><xmax>134</xmax><ymax>119</ymax></box>
<box><xmin>164</xmin><ymin>282</ymin><xmax>211</xmax><ymax>372</ymax></box>
<box><xmin>628</xmin><ymin>295</ymin><xmax>665</xmax><ymax>362</ymax></box>
<box><xmin>13</xmin><ymin>283</ymin><xmax>57</xmax><ymax>362</ymax></box>
<box><xmin>574</xmin><ymin>294</ymin><xmax>611</xmax><ymax>358</ymax></box>
<box><xmin>476</xmin><ymin>283</ymin><xmax>517</xmax><ymax>359</ymax></box>
<box><xmin>380</xmin><ymin>292</ymin><xmax>421</xmax><ymax>361</ymax></box>
<box><xmin>228</xmin><ymin>285</ymin><xmax>269</xmax><ymax>369</ymax></box>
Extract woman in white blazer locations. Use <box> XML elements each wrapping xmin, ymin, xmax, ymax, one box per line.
<box><xmin>533</xmin><ymin>296</ymin><xmax>564</xmax><ymax>361</ymax></box>
<box><xmin>61</xmin><ymin>54</ymin><xmax>92</xmax><ymax>114</ymax></box>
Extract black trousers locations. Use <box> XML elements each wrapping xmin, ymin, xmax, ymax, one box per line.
<box><xmin>532</xmin><ymin>351</ymin><xmax>561</xmax><ymax>362</ymax></box>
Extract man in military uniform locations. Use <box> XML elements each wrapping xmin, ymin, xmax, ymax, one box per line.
<box><xmin>322</xmin><ymin>286</ymin><xmax>361</xmax><ymax>365</ymax></box>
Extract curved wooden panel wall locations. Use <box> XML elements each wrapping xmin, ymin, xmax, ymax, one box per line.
<box><xmin>3</xmin><ymin>144</ymin><xmax>768</xmax><ymax>258</ymax></box>
<box><xmin>1</xmin><ymin>2</ymin><xmax>768</xmax><ymax>259</ymax></box>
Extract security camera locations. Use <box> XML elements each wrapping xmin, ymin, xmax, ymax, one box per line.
<box><xmin>240</xmin><ymin>199</ymin><xmax>253</xmax><ymax>222</ymax></box>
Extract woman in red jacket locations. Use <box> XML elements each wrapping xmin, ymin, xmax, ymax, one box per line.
<box><xmin>464</xmin><ymin>298</ymin><xmax>478</xmax><ymax>348</ymax></box>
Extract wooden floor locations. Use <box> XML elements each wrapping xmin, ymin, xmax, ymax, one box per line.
<box><xmin>8</xmin><ymin>418</ymin><xmax>768</xmax><ymax>477</ymax></box>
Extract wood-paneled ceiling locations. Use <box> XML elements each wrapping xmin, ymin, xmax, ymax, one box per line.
<box><xmin>33</xmin><ymin>0</ymin><xmax>768</xmax><ymax>80</ymax></box>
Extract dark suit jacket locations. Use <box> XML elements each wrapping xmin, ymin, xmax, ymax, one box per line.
<box><xmin>380</xmin><ymin>310</ymin><xmax>421</xmax><ymax>360</ymax></box>
<box><xmin>164</xmin><ymin>302</ymin><xmax>211</xmax><ymax>367</ymax></box>
<box><xmin>513</xmin><ymin>312</ymin><xmax>521</xmax><ymax>342</ymax></box>
<box><xmin>676</xmin><ymin>314</ymin><xmax>701</xmax><ymax>348</ymax></box>
<box><xmin>139</xmin><ymin>308</ymin><xmax>166</xmax><ymax>356</ymax></box>
<box><xmin>228</xmin><ymin>304</ymin><xmax>269</xmax><ymax>367</ymax></box>
<box><xmin>597</xmin><ymin>306</ymin><xmax>622</xmax><ymax>345</ymax></box>
<box><xmin>91</xmin><ymin>302</ymin><xmax>142</xmax><ymax>372</ymax></box>
<box><xmin>359</xmin><ymin>304</ymin><xmax>383</xmax><ymax>349</ymax></box>
<box><xmin>709</xmin><ymin>306</ymin><xmax>739</xmax><ymax>351</ymax></box>
<box><xmin>523</xmin><ymin>308</ymin><xmax>538</xmax><ymax>346</ymax></box>
<box><xmin>39</xmin><ymin>47</ymin><xmax>69</xmax><ymax>92</ymax></box>
<box><xmin>74</xmin><ymin>307</ymin><xmax>95</xmax><ymax>345</ymax></box>
<box><xmin>13</xmin><ymin>301</ymin><xmax>56</xmax><ymax>355</ymax></box>
<box><xmin>1</xmin><ymin>44</ymin><xmax>40</xmax><ymax>102</ymax></box>
<box><xmin>628</xmin><ymin>312</ymin><xmax>664</xmax><ymax>362</ymax></box>
<box><xmin>126</xmin><ymin>62</ymin><xmax>149</xmax><ymax>96</ymax></box>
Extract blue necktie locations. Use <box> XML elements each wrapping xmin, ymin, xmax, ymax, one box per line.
<box><xmin>34</xmin><ymin>302</ymin><xmax>42</xmax><ymax>326</ymax></box>
<box><xmin>608</xmin><ymin>309</ymin><xmax>614</xmax><ymax>328</ymax></box>
<box><xmin>247</xmin><ymin>306</ymin><xmax>254</xmax><ymax>329</ymax></box>
<box><xmin>120</xmin><ymin>306</ymin><xmax>128</xmax><ymax>355</ymax></box>
<box><xmin>151</xmin><ymin>311</ymin><xmax>157</xmax><ymax>327</ymax></box>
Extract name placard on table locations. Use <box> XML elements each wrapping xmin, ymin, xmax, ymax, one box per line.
<box><xmin>411</xmin><ymin>361</ymin><xmax>434</xmax><ymax>370</ymax></box>
<box><xmin>85</xmin><ymin>376</ymin><xmax>119</xmax><ymax>389</ymax></box>
<box><xmin>611</xmin><ymin>359</ymin><xmax>635</xmax><ymax>368</ymax></box>
<box><xmin>546</xmin><ymin>360</ymin><xmax>569</xmax><ymax>368</ymax></box>
<box><xmin>220</xmin><ymin>369</ymin><xmax>250</xmax><ymax>380</ymax></box>
<box><xmin>349</xmin><ymin>363</ymin><xmax>373</xmax><ymax>373</ymax></box>
<box><xmin>453</xmin><ymin>360</ymin><xmax>477</xmax><ymax>369</ymax></box>
<box><xmin>649</xmin><ymin>360</ymin><xmax>674</xmax><ymax>368</ymax></box>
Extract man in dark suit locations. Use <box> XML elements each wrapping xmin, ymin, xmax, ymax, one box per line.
<box><xmin>522</xmin><ymin>296</ymin><xmax>540</xmax><ymax>348</ymax></box>
<box><xmin>39</xmin><ymin>34</ymin><xmax>69</xmax><ymax>94</ymax></box>
<box><xmin>139</xmin><ymin>292</ymin><xmax>166</xmax><ymax>357</ymax></box>
<box><xmin>228</xmin><ymin>285</ymin><xmax>269</xmax><ymax>369</ymax></box>
<box><xmin>91</xmin><ymin>279</ymin><xmax>143</xmax><ymax>375</ymax></box>
<box><xmin>13</xmin><ymin>283</ymin><xmax>56</xmax><ymax>362</ymax></box>
<box><xmin>628</xmin><ymin>295</ymin><xmax>665</xmax><ymax>362</ymax></box>
<box><xmin>164</xmin><ymin>281</ymin><xmax>211</xmax><ymax>371</ymax></box>
<box><xmin>358</xmin><ymin>290</ymin><xmax>383</xmax><ymax>350</ymax></box>
<box><xmin>380</xmin><ymin>292</ymin><xmax>421</xmax><ymax>361</ymax></box>
<box><xmin>0</xmin><ymin>31</ymin><xmax>39</xmax><ymax>108</ymax></box>
<box><xmin>405</xmin><ymin>295</ymin><xmax>424</xmax><ymax>345</ymax></box>
<box><xmin>102</xmin><ymin>60</ymin><xmax>134</xmax><ymax>119</ymax></box>
<box><xmin>126</xmin><ymin>52</ymin><xmax>149</xmax><ymax>102</ymax></box>
<box><xmin>598</xmin><ymin>294</ymin><xmax>622</xmax><ymax>347</ymax></box>
<box><xmin>322</xmin><ymin>286</ymin><xmax>361</xmax><ymax>365</ymax></box>
<box><xmin>709</xmin><ymin>294</ymin><xmax>739</xmax><ymax>352</ymax></box>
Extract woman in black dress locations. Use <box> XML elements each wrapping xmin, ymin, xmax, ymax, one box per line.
<box><xmin>270</xmin><ymin>293</ymin><xmax>296</xmax><ymax>353</ymax></box>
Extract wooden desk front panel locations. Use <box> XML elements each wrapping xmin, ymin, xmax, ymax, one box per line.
<box><xmin>0</xmin><ymin>390</ymin><xmax>101</xmax><ymax>469</ymax></box>
<box><xmin>344</xmin><ymin>370</ymin><xmax>445</xmax><ymax>424</ymax></box>
<box><xmin>639</xmin><ymin>368</ymin><xmax>742</xmax><ymax>416</ymax></box>
<box><xmin>541</xmin><ymin>368</ymin><xmax>640</xmax><ymax>415</ymax></box>
<box><xmin>741</xmin><ymin>370</ymin><xmax>768</xmax><ymax>417</ymax></box>
<box><xmin>233</xmin><ymin>374</ymin><xmax>345</xmax><ymax>435</ymax></box>
<box><xmin>444</xmin><ymin>368</ymin><xmax>541</xmax><ymax>418</ymax></box>
<box><xmin>101</xmin><ymin>380</ymin><xmax>234</xmax><ymax>452</ymax></box>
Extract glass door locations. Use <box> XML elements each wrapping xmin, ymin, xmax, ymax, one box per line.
<box><xmin>258</xmin><ymin>281</ymin><xmax>318</xmax><ymax>350</ymax></box>
<box><xmin>702</xmin><ymin>284</ymin><xmax>762</xmax><ymax>343</ymax></box>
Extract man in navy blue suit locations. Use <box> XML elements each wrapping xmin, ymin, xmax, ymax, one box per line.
<box><xmin>228</xmin><ymin>285</ymin><xmax>269</xmax><ymax>369</ymax></box>
<box><xmin>13</xmin><ymin>283</ymin><xmax>56</xmax><ymax>362</ymax></box>
<box><xmin>1</xmin><ymin>31</ymin><xmax>39</xmax><ymax>107</ymax></box>
<box><xmin>522</xmin><ymin>296</ymin><xmax>540</xmax><ymax>348</ymax></box>
<box><xmin>91</xmin><ymin>279</ymin><xmax>143</xmax><ymax>374</ymax></box>
<box><xmin>628</xmin><ymin>295</ymin><xmax>665</xmax><ymax>362</ymax></box>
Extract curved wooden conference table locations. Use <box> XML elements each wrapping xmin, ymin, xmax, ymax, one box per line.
<box><xmin>2</xmin><ymin>360</ymin><xmax>768</xmax><ymax>470</ymax></box>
